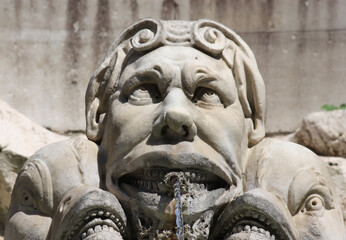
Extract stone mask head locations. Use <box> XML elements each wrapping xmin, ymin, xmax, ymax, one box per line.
<box><xmin>85</xmin><ymin>18</ymin><xmax>266</xmax><ymax>237</ymax></box>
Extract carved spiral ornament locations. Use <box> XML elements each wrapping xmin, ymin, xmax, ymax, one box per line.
<box><xmin>193</xmin><ymin>21</ymin><xmax>227</xmax><ymax>55</ymax></box>
<box><xmin>131</xmin><ymin>19</ymin><xmax>163</xmax><ymax>52</ymax></box>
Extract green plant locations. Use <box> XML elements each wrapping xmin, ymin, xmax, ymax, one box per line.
<box><xmin>321</xmin><ymin>103</ymin><xmax>346</xmax><ymax>111</ymax></box>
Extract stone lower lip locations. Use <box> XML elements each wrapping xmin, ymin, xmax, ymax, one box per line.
<box><xmin>118</xmin><ymin>168</ymin><xmax>229</xmax><ymax>194</ymax></box>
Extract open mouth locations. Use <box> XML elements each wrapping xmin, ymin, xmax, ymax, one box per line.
<box><xmin>210</xmin><ymin>189</ymin><xmax>297</xmax><ymax>240</ymax></box>
<box><xmin>223</xmin><ymin>210</ymin><xmax>284</xmax><ymax>240</ymax></box>
<box><xmin>118</xmin><ymin>168</ymin><xmax>229</xmax><ymax>194</ymax></box>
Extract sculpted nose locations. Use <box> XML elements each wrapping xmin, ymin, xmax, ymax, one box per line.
<box><xmin>153</xmin><ymin>106</ymin><xmax>197</xmax><ymax>141</ymax></box>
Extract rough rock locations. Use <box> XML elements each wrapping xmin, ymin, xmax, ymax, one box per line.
<box><xmin>292</xmin><ymin>110</ymin><xmax>346</xmax><ymax>157</ymax></box>
<box><xmin>321</xmin><ymin>156</ymin><xmax>346</xmax><ymax>230</ymax></box>
<box><xmin>0</xmin><ymin>99</ymin><xmax>67</xmax><ymax>235</ymax></box>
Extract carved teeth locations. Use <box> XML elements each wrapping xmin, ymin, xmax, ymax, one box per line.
<box><xmin>230</xmin><ymin>224</ymin><xmax>276</xmax><ymax>239</ymax></box>
<box><xmin>94</xmin><ymin>225</ymin><xmax>102</xmax><ymax>233</ymax></box>
<box><xmin>121</xmin><ymin>168</ymin><xmax>228</xmax><ymax>194</ymax></box>
<box><xmin>223</xmin><ymin>210</ymin><xmax>280</xmax><ymax>240</ymax></box>
<box><xmin>265</xmin><ymin>219</ymin><xmax>273</xmax><ymax>226</ymax></box>
<box><xmin>87</xmin><ymin>228</ymin><xmax>94</xmax><ymax>235</ymax></box>
<box><xmin>67</xmin><ymin>210</ymin><xmax>126</xmax><ymax>240</ymax></box>
<box><xmin>80</xmin><ymin>223</ymin><xmax>123</xmax><ymax>239</ymax></box>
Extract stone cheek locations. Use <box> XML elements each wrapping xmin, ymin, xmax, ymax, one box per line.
<box><xmin>5</xmin><ymin>19</ymin><xmax>345</xmax><ymax>240</ymax></box>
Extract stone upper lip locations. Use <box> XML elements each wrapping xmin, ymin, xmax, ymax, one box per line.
<box><xmin>111</xmin><ymin>149</ymin><xmax>237</xmax><ymax>187</ymax></box>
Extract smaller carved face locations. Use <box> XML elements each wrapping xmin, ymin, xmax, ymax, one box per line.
<box><xmin>102</xmin><ymin>46</ymin><xmax>248</xmax><ymax>234</ymax></box>
<box><xmin>289</xmin><ymin>168</ymin><xmax>345</xmax><ymax>240</ymax></box>
<box><xmin>5</xmin><ymin>160</ymin><xmax>53</xmax><ymax>240</ymax></box>
<box><xmin>231</xmin><ymin>141</ymin><xmax>346</xmax><ymax>240</ymax></box>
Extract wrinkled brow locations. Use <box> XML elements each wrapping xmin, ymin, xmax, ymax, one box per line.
<box><xmin>120</xmin><ymin>62</ymin><xmax>173</xmax><ymax>92</ymax></box>
<box><xmin>182</xmin><ymin>61</ymin><xmax>231</xmax><ymax>90</ymax></box>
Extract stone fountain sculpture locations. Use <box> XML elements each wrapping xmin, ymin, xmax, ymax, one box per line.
<box><xmin>5</xmin><ymin>19</ymin><xmax>345</xmax><ymax>240</ymax></box>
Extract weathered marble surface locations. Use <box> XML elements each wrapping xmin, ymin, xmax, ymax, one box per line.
<box><xmin>5</xmin><ymin>19</ymin><xmax>345</xmax><ymax>240</ymax></box>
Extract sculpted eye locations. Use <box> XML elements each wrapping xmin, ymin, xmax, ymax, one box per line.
<box><xmin>19</xmin><ymin>190</ymin><xmax>37</xmax><ymax>211</ymax></box>
<box><xmin>300</xmin><ymin>194</ymin><xmax>324</xmax><ymax>213</ymax></box>
<box><xmin>128</xmin><ymin>84</ymin><xmax>161</xmax><ymax>105</ymax></box>
<box><xmin>192</xmin><ymin>87</ymin><xmax>223</xmax><ymax>106</ymax></box>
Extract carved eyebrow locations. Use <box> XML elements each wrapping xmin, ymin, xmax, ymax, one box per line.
<box><xmin>195</xmin><ymin>69</ymin><xmax>215</xmax><ymax>79</ymax></box>
<box><xmin>120</xmin><ymin>64</ymin><xmax>170</xmax><ymax>95</ymax></box>
<box><xmin>188</xmin><ymin>65</ymin><xmax>234</xmax><ymax>94</ymax></box>
<box><xmin>182</xmin><ymin>64</ymin><xmax>237</xmax><ymax>106</ymax></box>
<box><xmin>131</xmin><ymin>65</ymin><xmax>163</xmax><ymax>79</ymax></box>
<box><xmin>185</xmin><ymin>67</ymin><xmax>218</xmax><ymax>90</ymax></box>
<box><xmin>195</xmin><ymin>68</ymin><xmax>217</xmax><ymax>82</ymax></box>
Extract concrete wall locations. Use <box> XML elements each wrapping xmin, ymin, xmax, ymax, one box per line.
<box><xmin>1</xmin><ymin>0</ymin><xmax>345</xmax><ymax>133</ymax></box>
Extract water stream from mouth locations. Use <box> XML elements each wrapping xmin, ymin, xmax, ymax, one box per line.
<box><xmin>173</xmin><ymin>177</ymin><xmax>184</xmax><ymax>240</ymax></box>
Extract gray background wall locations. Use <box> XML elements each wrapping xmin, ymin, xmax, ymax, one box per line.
<box><xmin>1</xmin><ymin>0</ymin><xmax>345</xmax><ymax>134</ymax></box>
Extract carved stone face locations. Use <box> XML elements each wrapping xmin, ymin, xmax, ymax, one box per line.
<box><xmin>101</xmin><ymin>46</ymin><xmax>247</xmax><ymax>235</ymax></box>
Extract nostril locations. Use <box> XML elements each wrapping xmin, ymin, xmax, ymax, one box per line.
<box><xmin>182</xmin><ymin>125</ymin><xmax>189</xmax><ymax>137</ymax></box>
<box><xmin>161</xmin><ymin>125</ymin><xmax>169</xmax><ymax>135</ymax></box>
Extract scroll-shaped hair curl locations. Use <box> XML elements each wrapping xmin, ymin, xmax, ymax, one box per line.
<box><xmin>131</xmin><ymin>20</ymin><xmax>163</xmax><ymax>51</ymax></box>
<box><xmin>192</xmin><ymin>21</ymin><xmax>226</xmax><ymax>55</ymax></box>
